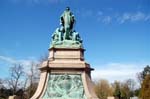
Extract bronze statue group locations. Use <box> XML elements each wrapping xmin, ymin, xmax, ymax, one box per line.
<box><xmin>51</xmin><ymin>7</ymin><xmax>82</xmax><ymax>47</ymax></box>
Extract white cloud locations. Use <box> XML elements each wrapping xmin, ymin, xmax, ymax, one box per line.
<box><xmin>0</xmin><ymin>55</ymin><xmax>37</xmax><ymax>65</ymax></box>
<box><xmin>97</xmin><ymin>11</ymin><xmax>103</xmax><ymax>16</ymax></box>
<box><xmin>80</xmin><ymin>10</ymin><xmax>93</xmax><ymax>18</ymax></box>
<box><xmin>102</xmin><ymin>16</ymin><xmax>112</xmax><ymax>24</ymax></box>
<box><xmin>48</xmin><ymin>0</ymin><xmax>65</xmax><ymax>4</ymax></box>
<box><xmin>145</xmin><ymin>14</ymin><xmax>150</xmax><ymax>21</ymax></box>
<box><xmin>10</xmin><ymin>0</ymin><xmax>65</xmax><ymax>4</ymax></box>
<box><xmin>97</xmin><ymin>11</ymin><xmax>150</xmax><ymax>24</ymax></box>
<box><xmin>97</xmin><ymin>11</ymin><xmax>112</xmax><ymax>24</ymax></box>
<box><xmin>0</xmin><ymin>56</ymin><xmax>16</xmax><ymax>64</ymax></box>
<box><xmin>0</xmin><ymin>55</ymin><xmax>38</xmax><ymax>74</ymax></box>
<box><xmin>117</xmin><ymin>12</ymin><xmax>150</xmax><ymax>24</ymax></box>
<box><xmin>91</xmin><ymin>63</ymin><xmax>146</xmax><ymax>83</ymax></box>
<box><xmin>117</xmin><ymin>13</ymin><xmax>131</xmax><ymax>23</ymax></box>
<box><xmin>1</xmin><ymin>56</ymin><xmax>148</xmax><ymax>86</ymax></box>
<box><xmin>131</xmin><ymin>12</ymin><xmax>145</xmax><ymax>22</ymax></box>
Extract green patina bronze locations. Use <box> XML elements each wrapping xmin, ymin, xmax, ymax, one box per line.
<box><xmin>42</xmin><ymin>74</ymin><xmax>86</xmax><ymax>99</ymax></box>
<box><xmin>50</xmin><ymin>7</ymin><xmax>83</xmax><ymax>48</ymax></box>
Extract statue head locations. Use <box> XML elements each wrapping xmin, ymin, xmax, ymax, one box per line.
<box><xmin>66</xmin><ymin>7</ymin><xmax>70</xmax><ymax>11</ymax></box>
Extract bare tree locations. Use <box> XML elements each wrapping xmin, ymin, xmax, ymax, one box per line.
<box><xmin>7</xmin><ymin>64</ymin><xmax>25</xmax><ymax>95</ymax></box>
<box><xmin>26</xmin><ymin>61</ymin><xmax>40</xmax><ymax>98</ymax></box>
<box><xmin>120</xmin><ymin>79</ymin><xmax>136</xmax><ymax>99</ymax></box>
<box><xmin>0</xmin><ymin>79</ymin><xmax>4</xmax><ymax>89</ymax></box>
<box><xmin>94</xmin><ymin>79</ymin><xmax>113</xmax><ymax>99</ymax></box>
<box><xmin>126</xmin><ymin>79</ymin><xmax>136</xmax><ymax>92</ymax></box>
<box><xmin>136</xmin><ymin>72</ymin><xmax>143</xmax><ymax>86</ymax></box>
<box><xmin>25</xmin><ymin>53</ymin><xmax>48</xmax><ymax>98</ymax></box>
<box><xmin>0</xmin><ymin>78</ymin><xmax>5</xmax><ymax>98</ymax></box>
<box><xmin>39</xmin><ymin>52</ymin><xmax>48</xmax><ymax>63</ymax></box>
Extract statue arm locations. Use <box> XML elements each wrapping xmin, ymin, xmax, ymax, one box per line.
<box><xmin>60</xmin><ymin>16</ymin><xmax>64</xmax><ymax>26</ymax></box>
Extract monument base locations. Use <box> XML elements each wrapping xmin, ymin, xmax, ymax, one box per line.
<box><xmin>31</xmin><ymin>48</ymin><xmax>98</xmax><ymax>99</ymax></box>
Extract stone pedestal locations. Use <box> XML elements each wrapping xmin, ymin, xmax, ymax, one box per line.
<box><xmin>31</xmin><ymin>47</ymin><xmax>98</xmax><ymax>99</ymax></box>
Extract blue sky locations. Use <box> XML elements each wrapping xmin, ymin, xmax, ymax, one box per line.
<box><xmin>0</xmin><ymin>0</ymin><xmax>150</xmax><ymax>82</ymax></box>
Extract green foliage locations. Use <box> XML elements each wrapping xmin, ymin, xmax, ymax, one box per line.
<box><xmin>121</xmin><ymin>79</ymin><xmax>135</xmax><ymax>99</ymax></box>
<box><xmin>137</xmin><ymin>65</ymin><xmax>150</xmax><ymax>98</ymax></box>
<box><xmin>134</xmin><ymin>88</ymin><xmax>141</xmax><ymax>97</ymax></box>
<box><xmin>113</xmin><ymin>81</ymin><xmax>121</xmax><ymax>99</ymax></box>
<box><xmin>138</xmin><ymin>65</ymin><xmax>150</xmax><ymax>82</ymax></box>
<box><xmin>0</xmin><ymin>88</ymin><xmax>13</xmax><ymax>99</ymax></box>
<box><xmin>112</xmin><ymin>79</ymin><xmax>136</xmax><ymax>99</ymax></box>
<box><xmin>141</xmin><ymin>65</ymin><xmax>150</xmax><ymax>80</ymax></box>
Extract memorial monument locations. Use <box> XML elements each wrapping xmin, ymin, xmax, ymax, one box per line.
<box><xmin>31</xmin><ymin>7</ymin><xmax>98</xmax><ymax>99</ymax></box>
